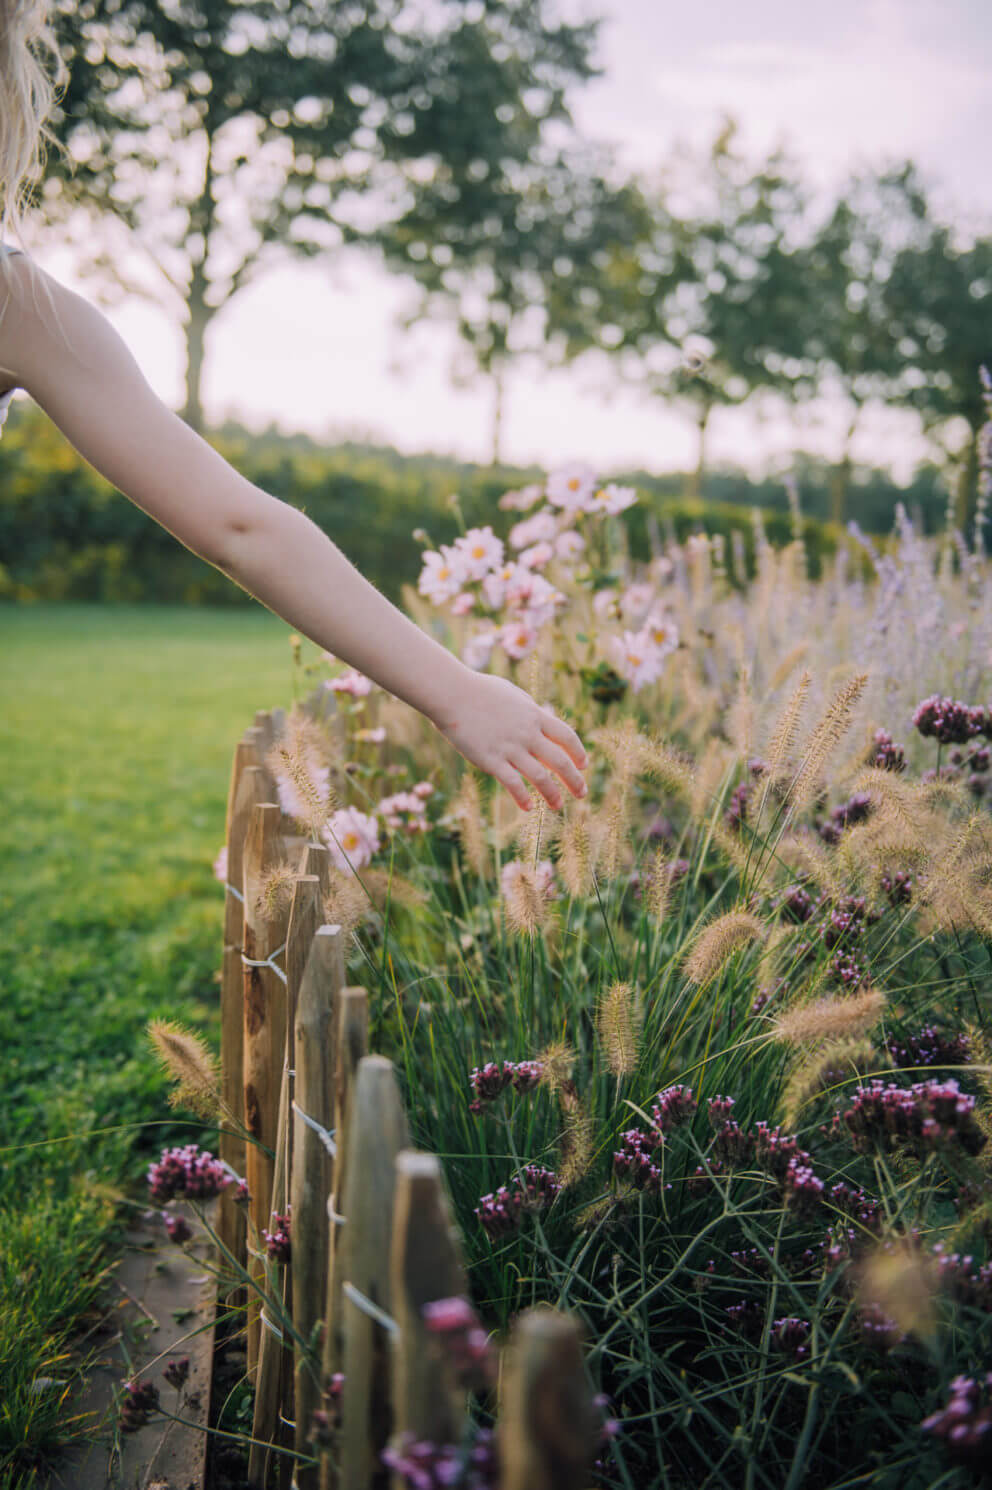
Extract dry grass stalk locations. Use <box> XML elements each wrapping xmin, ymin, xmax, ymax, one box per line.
<box><xmin>640</xmin><ymin>734</ymin><xmax>696</xmax><ymax>803</ymax></box>
<box><xmin>557</xmin><ymin>1096</ymin><xmax>596</xmax><ymax>1189</ymax></box>
<box><xmin>265</xmin><ymin>713</ymin><xmax>335</xmax><ymax>839</ymax></box>
<box><xmin>785</xmin><ymin>672</ymin><xmax>870</xmax><ymax>815</ymax></box>
<box><xmin>690</xmin><ymin>738</ymin><xmax>734</xmax><ymax>824</ymax></box>
<box><xmin>771</xmin><ymin>985</ymin><xmax>886</xmax><ymax>1047</ymax></box>
<box><xmin>556</xmin><ymin>801</ymin><xmax>595</xmax><ymax>898</ymax></box>
<box><xmin>767</xmin><ymin>643</ymin><xmax>809</xmax><ymax>693</ymax></box>
<box><xmin>501</xmin><ymin>863</ymin><xmax>554</xmax><ymax>936</ymax></box>
<box><xmin>253</xmin><ymin>860</ymin><xmax>298</xmax><ymax>922</ymax></box>
<box><xmin>645</xmin><ymin>847</ymin><xmax>673</xmax><ymax>924</ymax></box>
<box><xmin>596</xmin><ymin>981</ymin><xmax>642</xmax><ymax>1077</ymax></box>
<box><xmin>359</xmin><ymin>866</ymin><xmax>430</xmax><ymax>913</ymax></box>
<box><xmin>683</xmin><ymin>909</ymin><xmax>765</xmax><ymax>985</ymax></box>
<box><xmin>780</xmin><ymin>1036</ymin><xmax>881</xmax><ymax>1129</ymax></box>
<box><xmin>590</xmin><ymin>779</ymin><xmax>633</xmax><ymax>882</ymax></box>
<box><xmin>773</xmin><ymin>832</ymin><xmax>846</xmax><ymax>903</ymax></box>
<box><xmin>323</xmin><ymin>870</ymin><xmax>373</xmax><ymax>940</ymax></box>
<box><xmin>147</xmin><ymin>1019</ymin><xmax>222</xmax><ymax>1122</ymax></box>
<box><xmin>451</xmin><ymin>771</ymin><xmax>491</xmax><ymax>878</ymax></box>
<box><xmin>727</xmin><ymin>662</ymin><xmax>754</xmax><ymax>762</ymax></box>
<box><xmin>758</xmin><ymin>669</ymin><xmax>811</xmax><ymax>809</ymax></box>
<box><xmin>536</xmin><ymin>1040</ymin><xmax>575</xmax><ymax>1095</ymax></box>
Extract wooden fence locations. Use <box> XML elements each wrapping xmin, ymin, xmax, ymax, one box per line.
<box><xmin>217</xmin><ymin>697</ymin><xmax>603</xmax><ymax>1490</ymax></box>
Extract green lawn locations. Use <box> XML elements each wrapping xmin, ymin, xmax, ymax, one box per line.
<box><xmin>0</xmin><ymin>602</ymin><xmax>294</xmax><ymax>1485</ymax></box>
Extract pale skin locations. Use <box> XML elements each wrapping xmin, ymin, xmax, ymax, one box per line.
<box><xmin>0</xmin><ymin>252</ymin><xmax>589</xmax><ymax>811</ymax></box>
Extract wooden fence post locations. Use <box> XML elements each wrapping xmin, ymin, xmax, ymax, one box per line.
<box><xmin>499</xmin><ymin>1309</ymin><xmax>601</xmax><ymax>1490</ymax></box>
<box><xmin>336</xmin><ymin>1058</ymin><xmax>410</xmax><ymax>1490</ymax></box>
<box><xmin>318</xmin><ymin>987</ymin><xmax>369</xmax><ymax>1490</ymax></box>
<box><xmin>389</xmin><ymin>1150</ymin><xmax>470</xmax><ymax>1468</ymax></box>
<box><xmin>219</xmin><ymin>755</ymin><xmax>266</xmax><ymax>1271</ymax></box>
<box><xmin>292</xmin><ymin>925</ymin><xmax>346</xmax><ymax>1490</ymax></box>
<box><xmin>249</xmin><ymin>872</ymin><xmax>324</xmax><ymax>1486</ymax></box>
<box><xmin>242</xmin><ymin>800</ymin><xmax>291</xmax><ymax>1379</ymax></box>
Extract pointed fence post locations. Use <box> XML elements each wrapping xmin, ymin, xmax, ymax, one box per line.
<box><xmin>242</xmin><ymin>800</ymin><xmax>290</xmax><ymax>1379</ymax></box>
<box><xmin>318</xmin><ymin>987</ymin><xmax>369</xmax><ymax>1490</ymax></box>
<box><xmin>335</xmin><ymin>1058</ymin><xmax>410</xmax><ymax>1490</ymax></box>
<box><xmin>499</xmin><ymin>1309</ymin><xmax>601</xmax><ymax>1490</ymax></box>
<box><xmin>219</xmin><ymin>755</ymin><xmax>266</xmax><ymax>1271</ymax></box>
<box><xmin>389</xmin><ymin>1150</ymin><xmax>470</xmax><ymax>1468</ymax></box>
<box><xmin>292</xmin><ymin>925</ymin><xmax>346</xmax><ymax>1490</ymax></box>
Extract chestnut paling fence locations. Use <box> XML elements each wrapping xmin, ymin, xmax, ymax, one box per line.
<box><xmin>216</xmin><ymin>697</ymin><xmax>602</xmax><ymax>1490</ymax></box>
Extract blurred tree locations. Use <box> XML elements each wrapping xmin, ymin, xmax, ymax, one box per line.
<box><xmin>375</xmin><ymin>145</ymin><xmax>643</xmax><ymax>466</ymax></box>
<box><xmin>787</xmin><ymin>165</ymin><xmax>931</xmax><ymax>525</ymax></box>
<box><xmin>547</xmin><ymin>123</ymin><xmax>809</xmax><ymax>499</ymax></box>
<box><xmin>884</xmin><ymin>225</ymin><xmax>992</xmax><ymax>529</ymax></box>
<box><xmin>43</xmin><ymin>0</ymin><xmax>598</xmax><ymax>430</ymax></box>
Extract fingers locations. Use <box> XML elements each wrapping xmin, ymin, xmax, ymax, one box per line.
<box><xmin>529</xmin><ymin>734</ymin><xmax>588</xmax><ymax>798</ymax></box>
<box><xmin>537</xmin><ymin>708</ymin><xmax>588</xmax><ymax>770</ymax></box>
<box><xmin>490</xmin><ymin>759</ymin><xmax>534</xmax><ymax>812</ymax></box>
<box><xmin>508</xmin><ymin>750</ymin><xmax>568</xmax><ymax>811</ymax></box>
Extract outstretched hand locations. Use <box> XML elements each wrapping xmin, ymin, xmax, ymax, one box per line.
<box><xmin>428</xmin><ymin>670</ymin><xmax>589</xmax><ymax>812</ymax></box>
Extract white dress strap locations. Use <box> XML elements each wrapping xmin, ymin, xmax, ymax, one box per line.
<box><xmin>0</xmin><ymin>244</ymin><xmax>22</xmax><ymax>430</ymax></box>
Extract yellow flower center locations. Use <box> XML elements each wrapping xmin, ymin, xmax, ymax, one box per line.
<box><xmin>343</xmin><ymin>833</ymin><xmax>359</xmax><ymax>850</ymax></box>
<box><xmin>568</xmin><ymin>477</ymin><xmax>580</xmax><ymax>490</ymax></box>
<box><xmin>471</xmin><ymin>545</ymin><xmax>485</xmax><ymax>558</ymax></box>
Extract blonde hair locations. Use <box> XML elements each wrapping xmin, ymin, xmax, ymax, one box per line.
<box><xmin>0</xmin><ymin>0</ymin><xmax>66</xmax><ymax>248</ymax></box>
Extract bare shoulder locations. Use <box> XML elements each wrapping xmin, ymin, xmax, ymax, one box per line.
<box><xmin>0</xmin><ymin>253</ymin><xmax>95</xmax><ymax>391</ymax></box>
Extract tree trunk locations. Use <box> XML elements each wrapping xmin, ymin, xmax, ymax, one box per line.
<box><xmin>180</xmin><ymin>136</ymin><xmax>216</xmax><ymax>432</ymax></box>
<box><xmin>490</xmin><ymin>364</ymin><xmax>505</xmax><ymax>469</ymax></box>
<box><xmin>181</xmin><ymin>284</ymin><xmax>213</xmax><ymax>433</ymax></box>
<box><xmin>829</xmin><ymin>406</ymin><xmax>861</xmax><ymax>528</ymax></box>
<box><xmin>954</xmin><ymin>427</ymin><xmax>979</xmax><ymax>534</ymax></box>
<box><xmin>686</xmin><ymin>400</ymin><xmax>712</xmax><ymax>502</ymax></box>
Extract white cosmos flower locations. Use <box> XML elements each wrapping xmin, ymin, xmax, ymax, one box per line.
<box><xmin>610</xmin><ymin>628</ymin><xmax>670</xmax><ymax>692</ymax></box>
<box><xmin>643</xmin><ymin>611</ymin><xmax>680</xmax><ymax>653</ymax></box>
<box><xmin>593</xmin><ymin>587</ymin><xmax>619</xmax><ymax>619</ymax></box>
<box><xmin>453</xmin><ymin>525</ymin><xmax>504</xmax><ymax>580</ymax></box>
<box><xmin>498</xmin><ymin>482</ymin><xmax>545</xmax><ymax>511</ymax></box>
<box><xmin>322</xmin><ymin>807</ymin><xmax>380</xmax><ymax>875</ymax></box>
<box><xmin>587</xmin><ymin>482</ymin><xmax>637</xmax><ymax>516</ymax></box>
<box><xmin>418</xmin><ymin>545</ymin><xmax>468</xmax><ymax>603</ymax></box>
<box><xmin>547</xmin><ymin>462</ymin><xmax>597</xmax><ymax>511</ymax></box>
<box><xmin>619</xmin><ymin>582</ymin><xmax>655</xmax><ymax>621</ymax></box>
<box><xmin>451</xmin><ymin>591</ymin><xmax>476</xmax><ymax>616</ymax></box>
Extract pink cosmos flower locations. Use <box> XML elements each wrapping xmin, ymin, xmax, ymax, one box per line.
<box><xmin>547</xmin><ymin>462</ymin><xmax>597</xmax><ymax>511</ymax></box>
<box><xmin>213</xmin><ymin>845</ymin><xmax>228</xmax><ymax>883</ymax></box>
<box><xmin>499</xmin><ymin>621</ymin><xmax>540</xmax><ymax>660</ymax></box>
<box><xmin>481</xmin><ymin>562</ymin><xmax>517</xmax><ymax>609</ymax></box>
<box><xmin>509</xmin><ymin>510</ymin><xmax>557</xmax><ymax>550</ymax></box>
<box><xmin>610</xmin><ymin>628</ymin><xmax>670</xmax><ymax>691</ymax></box>
<box><xmin>412</xmin><ymin>781</ymin><xmax>435</xmax><ymax>799</ymax></box>
<box><xmin>593</xmin><ymin>588</ymin><xmax>619</xmax><ymax>619</ymax></box>
<box><xmin>587</xmin><ymin>482</ymin><xmax>637</xmax><ymax>515</ymax></box>
<box><xmin>451</xmin><ymin>591</ymin><xmax>476</xmax><ymax>616</ymax></box>
<box><xmin>354</xmin><ymin>726</ymin><xmax>387</xmax><ymax>744</ymax></box>
<box><xmin>453</xmin><ymin>526</ymin><xmax>504</xmax><ymax>580</ymax></box>
<box><xmin>326</xmin><ymin>669</ymin><xmax>373</xmax><ymax>697</ymax></box>
<box><xmin>418</xmin><ymin>545</ymin><xmax>468</xmax><ymax>604</ymax></box>
<box><xmin>519</xmin><ymin>540</ymin><xmax>554</xmax><ymax>569</ymax></box>
<box><xmin>322</xmin><ymin>807</ymin><xmax>380</xmax><ymax>874</ymax></box>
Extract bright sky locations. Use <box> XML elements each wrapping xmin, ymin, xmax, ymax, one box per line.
<box><xmin>32</xmin><ymin>0</ymin><xmax>992</xmax><ymax>483</ymax></box>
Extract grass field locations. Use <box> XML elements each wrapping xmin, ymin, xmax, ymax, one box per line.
<box><xmin>0</xmin><ymin>602</ymin><xmax>295</xmax><ymax>1486</ymax></box>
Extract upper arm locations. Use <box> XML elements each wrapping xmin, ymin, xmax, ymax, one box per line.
<box><xmin>0</xmin><ymin>256</ymin><xmax>272</xmax><ymax>568</ymax></box>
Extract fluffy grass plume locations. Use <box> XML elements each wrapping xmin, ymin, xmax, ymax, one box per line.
<box><xmin>597</xmin><ymin>981</ymin><xmax>642</xmax><ymax>1077</ymax></box>
<box><xmin>360</xmin><ymin>866</ymin><xmax>430</xmax><ymax>913</ymax></box>
<box><xmin>640</xmin><ymin>733</ymin><xmax>696</xmax><ymax>802</ymax></box>
<box><xmin>780</xmin><ymin>1035</ymin><xmax>882</xmax><ymax>1129</ymax></box>
<box><xmin>147</xmin><ymin>1019</ymin><xmax>221</xmax><ymax>1121</ymax></box>
<box><xmin>771</xmin><ymin>985</ymin><xmax>886</xmax><ymax>1047</ymax></box>
<box><xmin>786</xmin><ymin>672</ymin><xmax>869</xmax><ymax>815</ymax></box>
<box><xmin>451</xmin><ymin>771</ymin><xmax>491</xmax><ymax>879</ymax></box>
<box><xmin>645</xmin><ymin>847</ymin><xmax>673</xmax><ymax>924</ymax></box>
<box><xmin>501</xmin><ymin>862</ymin><xmax>554</xmax><ymax>936</ymax></box>
<box><xmin>254</xmin><ymin>860</ymin><xmax>298</xmax><ymax>922</ymax></box>
<box><xmin>683</xmin><ymin>909</ymin><xmax>765</xmax><ymax>985</ymax></box>
<box><xmin>727</xmin><ymin>661</ymin><xmax>754</xmax><ymax>762</ymax></box>
<box><xmin>854</xmin><ymin>1238</ymin><xmax>939</xmax><ymax>1344</ymax></box>
<box><xmin>767</xmin><ymin>643</ymin><xmax>810</xmax><ymax>693</ymax></box>
<box><xmin>756</xmin><ymin>669</ymin><xmax>811</xmax><ymax>817</ymax></box>
<box><xmin>557</xmin><ymin>800</ymin><xmax>595</xmax><ymax>898</ymax></box>
<box><xmin>323</xmin><ymin>869</ymin><xmax>373</xmax><ymax>940</ymax></box>
<box><xmin>265</xmin><ymin>713</ymin><xmax>335</xmax><ymax>840</ymax></box>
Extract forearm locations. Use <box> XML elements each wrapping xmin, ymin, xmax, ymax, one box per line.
<box><xmin>218</xmin><ymin>497</ymin><xmax>470</xmax><ymax>724</ymax></box>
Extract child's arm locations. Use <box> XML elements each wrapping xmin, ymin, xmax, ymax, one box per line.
<box><xmin>0</xmin><ymin>256</ymin><xmax>588</xmax><ymax>810</ymax></box>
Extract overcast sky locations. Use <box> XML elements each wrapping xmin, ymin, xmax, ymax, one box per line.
<box><xmin>34</xmin><ymin>0</ymin><xmax>992</xmax><ymax>482</ymax></box>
